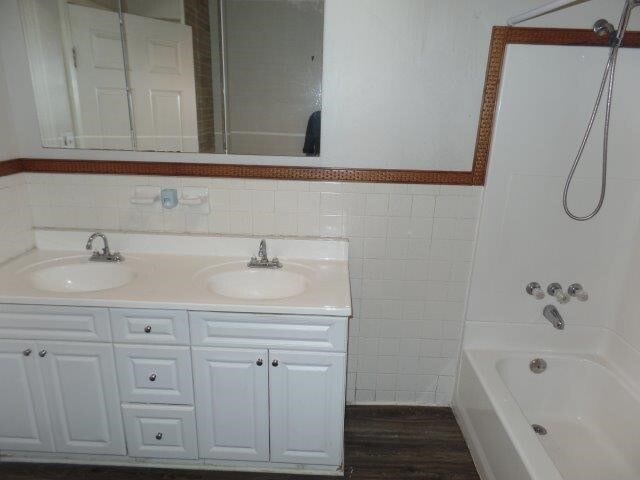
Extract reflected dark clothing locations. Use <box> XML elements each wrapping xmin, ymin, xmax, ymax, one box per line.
<box><xmin>303</xmin><ymin>110</ymin><xmax>321</xmax><ymax>156</ymax></box>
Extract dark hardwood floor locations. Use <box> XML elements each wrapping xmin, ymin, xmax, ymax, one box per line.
<box><xmin>0</xmin><ymin>406</ymin><xmax>479</xmax><ymax>480</ymax></box>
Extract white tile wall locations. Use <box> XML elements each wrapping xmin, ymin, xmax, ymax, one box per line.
<box><xmin>24</xmin><ymin>172</ymin><xmax>483</xmax><ymax>405</ymax></box>
<box><xmin>0</xmin><ymin>173</ymin><xmax>34</xmax><ymax>263</ymax></box>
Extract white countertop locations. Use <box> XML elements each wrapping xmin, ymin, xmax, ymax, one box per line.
<box><xmin>0</xmin><ymin>230</ymin><xmax>352</xmax><ymax>317</ymax></box>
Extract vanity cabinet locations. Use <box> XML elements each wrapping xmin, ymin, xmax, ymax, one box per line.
<box><xmin>192</xmin><ymin>347</ymin><xmax>346</xmax><ymax>466</ymax></box>
<box><xmin>190</xmin><ymin>312</ymin><xmax>347</xmax><ymax>468</ymax></box>
<box><xmin>0</xmin><ymin>340</ymin><xmax>53</xmax><ymax>452</ymax></box>
<box><xmin>192</xmin><ymin>347</ymin><xmax>270</xmax><ymax>462</ymax></box>
<box><xmin>37</xmin><ymin>341</ymin><xmax>125</xmax><ymax>455</ymax></box>
<box><xmin>269</xmin><ymin>350</ymin><xmax>345</xmax><ymax>465</ymax></box>
<box><xmin>0</xmin><ymin>337</ymin><xmax>125</xmax><ymax>455</ymax></box>
<box><xmin>0</xmin><ymin>305</ymin><xmax>347</xmax><ymax>473</ymax></box>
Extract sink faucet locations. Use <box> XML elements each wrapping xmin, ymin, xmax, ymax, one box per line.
<box><xmin>248</xmin><ymin>239</ymin><xmax>282</xmax><ymax>269</ymax></box>
<box><xmin>543</xmin><ymin>305</ymin><xmax>565</xmax><ymax>330</ymax></box>
<box><xmin>85</xmin><ymin>232</ymin><xmax>124</xmax><ymax>262</ymax></box>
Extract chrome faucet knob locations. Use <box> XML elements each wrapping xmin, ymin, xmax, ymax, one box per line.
<box><xmin>547</xmin><ymin>283</ymin><xmax>570</xmax><ymax>304</ymax></box>
<box><xmin>568</xmin><ymin>283</ymin><xmax>588</xmax><ymax>301</ymax></box>
<box><xmin>526</xmin><ymin>282</ymin><xmax>545</xmax><ymax>299</ymax></box>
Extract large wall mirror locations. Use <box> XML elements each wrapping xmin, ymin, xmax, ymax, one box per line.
<box><xmin>19</xmin><ymin>0</ymin><xmax>324</xmax><ymax>156</ymax></box>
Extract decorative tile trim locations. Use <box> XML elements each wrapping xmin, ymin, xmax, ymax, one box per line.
<box><xmin>0</xmin><ymin>159</ymin><xmax>23</xmax><ymax>177</ymax></box>
<box><xmin>17</xmin><ymin>158</ymin><xmax>477</xmax><ymax>185</ymax></box>
<box><xmin>473</xmin><ymin>26</ymin><xmax>640</xmax><ymax>185</ymax></box>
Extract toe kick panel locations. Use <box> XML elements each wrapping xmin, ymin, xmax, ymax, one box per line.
<box><xmin>122</xmin><ymin>404</ymin><xmax>197</xmax><ymax>459</ymax></box>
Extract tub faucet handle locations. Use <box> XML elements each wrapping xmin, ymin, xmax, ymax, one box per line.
<box><xmin>547</xmin><ymin>283</ymin><xmax>570</xmax><ymax>304</ymax></box>
<box><xmin>526</xmin><ymin>282</ymin><xmax>545</xmax><ymax>299</ymax></box>
<box><xmin>568</xmin><ymin>283</ymin><xmax>588</xmax><ymax>301</ymax></box>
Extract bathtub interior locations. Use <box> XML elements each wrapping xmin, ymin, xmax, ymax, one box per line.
<box><xmin>495</xmin><ymin>354</ymin><xmax>640</xmax><ymax>480</ymax></box>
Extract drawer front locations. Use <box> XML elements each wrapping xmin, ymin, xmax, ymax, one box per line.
<box><xmin>110</xmin><ymin>309</ymin><xmax>189</xmax><ymax>345</ymax></box>
<box><xmin>114</xmin><ymin>345</ymin><xmax>194</xmax><ymax>404</ymax></box>
<box><xmin>122</xmin><ymin>404</ymin><xmax>197</xmax><ymax>459</ymax></box>
<box><xmin>0</xmin><ymin>304</ymin><xmax>110</xmax><ymax>341</ymax></box>
<box><xmin>189</xmin><ymin>312</ymin><xmax>348</xmax><ymax>352</ymax></box>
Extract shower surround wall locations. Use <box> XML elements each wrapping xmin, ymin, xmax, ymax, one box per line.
<box><xmin>24</xmin><ymin>172</ymin><xmax>482</xmax><ymax>405</ymax></box>
<box><xmin>465</xmin><ymin>44</ymin><xmax>640</xmax><ymax>351</ymax></box>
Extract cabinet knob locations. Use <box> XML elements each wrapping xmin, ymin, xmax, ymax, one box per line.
<box><xmin>23</xmin><ymin>348</ymin><xmax>32</xmax><ymax>356</ymax></box>
<box><xmin>149</xmin><ymin>373</ymin><xmax>157</xmax><ymax>382</ymax></box>
<box><xmin>144</xmin><ymin>325</ymin><xmax>152</xmax><ymax>333</ymax></box>
<box><xmin>272</xmin><ymin>360</ymin><xmax>279</xmax><ymax>367</ymax></box>
<box><xmin>256</xmin><ymin>358</ymin><xmax>263</xmax><ymax>366</ymax></box>
<box><xmin>38</xmin><ymin>349</ymin><xmax>47</xmax><ymax>358</ymax></box>
<box><xmin>155</xmin><ymin>432</ymin><xmax>163</xmax><ymax>440</ymax></box>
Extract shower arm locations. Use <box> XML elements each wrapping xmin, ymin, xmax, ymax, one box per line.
<box><xmin>508</xmin><ymin>0</ymin><xmax>594</xmax><ymax>26</ymax></box>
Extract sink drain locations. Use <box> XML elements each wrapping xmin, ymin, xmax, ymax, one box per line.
<box><xmin>530</xmin><ymin>358</ymin><xmax>547</xmax><ymax>374</ymax></box>
<box><xmin>532</xmin><ymin>424</ymin><xmax>547</xmax><ymax>435</ymax></box>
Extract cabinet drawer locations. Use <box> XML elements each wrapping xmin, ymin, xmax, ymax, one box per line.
<box><xmin>110</xmin><ymin>309</ymin><xmax>189</xmax><ymax>345</ymax></box>
<box><xmin>122</xmin><ymin>404</ymin><xmax>197</xmax><ymax>459</ymax></box>
<box><xmin>0</xmin><ymin>304</ymin><xmax>110</xmax><ymax>341</ymax></box>
<box><xmin>189</xmin><ymin>312</ymin><xmax>348</xmax><ymax>352</ymax></box>
<box><xmin>114</xmin><ymin>345</ymin><xmax>193</xmax><ymax>404</ymax></box>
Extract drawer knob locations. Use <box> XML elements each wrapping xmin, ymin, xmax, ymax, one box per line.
<box><xmin>149</xmin><ymin>373</ymin><xmax>157</xmax><ymax>382</ymax></box>
<box><xmin>272</xmin><ymin>360</ymin><xmax>279</xmax><ymax>367</ymax></box>
<box><xmin>23</xmin><ymin>348</ymin><xmax>32</xmax><ymax>357</ymax></box>
<box><xmin>155</xmin><ymin>432</ymin><xmax>163</xmax><ymax>440</ymax></box>
<box><xmin>144</xmin><ymin>325</ymin><xmax>152</xmax><ymax>333</ymax></box>
<box><xmin>39</xmin><ymin>349</ymin><xmax>47</xmax><ymax>358</ymax></box>
<box><xmin>256</xmin><ymin>358</ymin><xmax>263</xmax><ymax>366</ymax></box>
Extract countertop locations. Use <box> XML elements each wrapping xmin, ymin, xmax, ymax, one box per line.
<box><xmin>0</xmin><ymin>230</ymin><xmax>352</xmax><ymax>317</ymax></box>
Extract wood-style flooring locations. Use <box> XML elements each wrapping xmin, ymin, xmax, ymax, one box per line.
<box><xmin>0</xmin><ymin>406</ymin><xmax>480</xmax><ymax>480</ymax></box>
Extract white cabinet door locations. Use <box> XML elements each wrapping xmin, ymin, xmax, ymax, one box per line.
<box><xmin>39</xmin><ymin>342</ymin><xmax>126</xmax><ymax>455</ymax></box>
<box><xmin>0</xmin><ymin>340</ymin><xmax>53</xmax><ymax>452</ymax></box>
<box><xmin>269</xmin><ymin>351</ymin><xmax>346</xmax><ymax>466</ymax></box>
<box><xmin>192</xmin><ymin>347</ymin><xmax>269</xmax><ymax>461</ymax></box>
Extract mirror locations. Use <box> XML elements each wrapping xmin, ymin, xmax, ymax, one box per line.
<box><xmin>20</xmin><ymin>0</ymin><xmax>324</xmax><ymax>156</ymax></box>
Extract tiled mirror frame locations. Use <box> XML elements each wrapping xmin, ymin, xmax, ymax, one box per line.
<box><xmin>2</xmin><ymin>27</ymin><xmax>639</xmax><ymax>185</ymax></box>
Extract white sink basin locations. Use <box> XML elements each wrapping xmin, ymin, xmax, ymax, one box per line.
<box><xmin>204</xmin><ymin>266</ymin><xmax>309</xmax><ymax>300</ymax></box>
<box><xmin>30</xmin><ymin>262</ymin><xmax>137</xmax><ymax>293</ymax></box>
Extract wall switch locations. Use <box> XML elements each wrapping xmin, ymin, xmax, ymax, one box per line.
<box><xmin>161</xmin><ymin>188</ymin><xmax>179</xmax><ymax>209</ymax></box>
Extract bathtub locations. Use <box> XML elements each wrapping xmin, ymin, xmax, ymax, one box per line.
<box><xmin>453</xmin><ymin>324</ymin><xmax>640</xmax><ymax>480</ymax></box>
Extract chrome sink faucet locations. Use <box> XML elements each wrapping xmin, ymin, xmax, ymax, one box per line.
<box><xmin>543</xmin><ymin>305</ymin><xmax>565</xmax><ymax>330</ymax></box>
<box><xmin>85</xmin><ymin>232</ymin><xmax>124</xmax><ymax>262</ymax></box>
<box><xmin>248</xmin><ymin>239</ymin><xmax>282</xmax><ymax>269</ymax></box>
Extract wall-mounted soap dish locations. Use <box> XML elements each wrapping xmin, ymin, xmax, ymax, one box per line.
<box><xmin>130</xmin><ymin>186</ymin><xmax>160</xmax><ymax>205</ymax></box>
<box><xmin>180</xmin><ymin>186</ymin><xmax>209</xmax><ymax>208</ymax></box>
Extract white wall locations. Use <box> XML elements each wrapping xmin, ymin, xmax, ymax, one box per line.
<box><xmin>467</xmin><ymin>44</ymin><xmax>640</xmax><ymax>341</ymax></box>
<box><xmin>2</xmin><ymin>0</ymin><xmax>639</xmax><ymax>170</ymax></box>
<box><xmin>0</xmin><ymin>12</ymin><xmax>33</xmax><ymax>262</ymax></box>
<box><xmin>0</xmin><ymin>51</ymin><xmax>17</xmax><ymax>160</ymax></box>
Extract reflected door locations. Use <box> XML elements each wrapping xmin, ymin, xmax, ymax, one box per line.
<box><xmin>67</xmin><ymin>4</ymin><xmax>132</xmax><ymax>150</ymax></box>
<box><xmin>125</xmin><ymin>13</ymin><xmax>198</xmax><ymax>152</ymax></box>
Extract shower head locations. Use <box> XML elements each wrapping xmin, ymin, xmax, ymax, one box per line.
<box><xmin>593</xmin><ymin>19</ymin><xmax>615</xmax><ymax>37</ymax></box>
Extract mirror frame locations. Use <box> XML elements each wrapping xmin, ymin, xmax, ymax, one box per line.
<box><xmin>5</xmin><ymin>27</ymin><xmax>639</xmax><ymax>185</ymax></box>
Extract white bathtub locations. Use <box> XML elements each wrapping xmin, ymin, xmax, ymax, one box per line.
<box><xmin>453</xmin><ymin>324</ymin><xmax>640</xmax><ymax>480</ymax></box>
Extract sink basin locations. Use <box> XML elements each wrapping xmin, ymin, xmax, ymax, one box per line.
<box><xmin>206</xmin><ymin>268</ymin><xmax>309</xmax><ymax>300</ymax></box>
<box><xmin>30</xmin><ymin>262</ymin><xmax>137</xmax><ymax>293</ymax></box>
